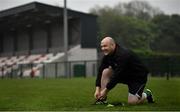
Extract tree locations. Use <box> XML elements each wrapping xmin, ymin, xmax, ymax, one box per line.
<box><xmin>90</xmin><ymin>1</ymin><xmax>159</xmax><ymax>50</ymax></box>
<box><xmin>151</xmin><ymin>14</ymin><xmax>180</xmax><ymax>53</ymax></box>
<box><xmin>122</xmin><ymin>1</ymin><xmax>163</xmax><ymax>20</ymax></box>
<box><xmin>90</xmin><ymin>1</ymin><xmax>180</xmax><ymax>53</ymax></box>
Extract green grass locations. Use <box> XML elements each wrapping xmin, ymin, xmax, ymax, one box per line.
<box><xmin>0</xmin><ymin>77</ymin><xmax>180</xmax><ymax>111</ymax></box>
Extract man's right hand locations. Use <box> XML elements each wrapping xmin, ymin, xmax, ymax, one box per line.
<box><xmin>94</xmin><ymin>87</ymin><xmax>101</xmax><ymax>100</ymax></box>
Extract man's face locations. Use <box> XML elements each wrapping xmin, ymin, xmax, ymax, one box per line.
<box><xmin>101</xmin><ymin>41</ymin><xmax>114</xmax><ymax>55</ymax></box>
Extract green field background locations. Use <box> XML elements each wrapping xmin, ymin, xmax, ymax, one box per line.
<box><xmin>0</xmin><ymin>77</ymin><xmax>180</xmax><ymax>111</ymax></box>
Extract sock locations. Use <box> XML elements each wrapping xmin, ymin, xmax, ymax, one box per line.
<box><xmin>142</xmin><ymin>92</ymin><xmax>147</xmax><ymax>99</ymax></box>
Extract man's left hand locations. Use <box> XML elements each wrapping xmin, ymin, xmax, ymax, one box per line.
<box><xmin>99</xmin><ymin>88</ymin><xmax>109</xmax><ymax>100</ymax></box>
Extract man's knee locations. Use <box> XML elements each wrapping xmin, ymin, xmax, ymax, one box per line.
<box><xmin>128</xmin><ymin>94</ymin><xmax>139</xmax><ymax>105</ymax></box>
<box><xmin>128</xmin><ymin>99</ymin><xmax>138</xmax><ymax>105</ymax></box>
<box><xmin>102</xmin><ymin>68</ymin><xmax>112</xmax><ymax>78</ymax></box>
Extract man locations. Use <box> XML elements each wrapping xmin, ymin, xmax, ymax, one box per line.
<box><xmin>94</xmin><ymin>37</ymin><xmax>154</xmax><ymax>105</ymax></box>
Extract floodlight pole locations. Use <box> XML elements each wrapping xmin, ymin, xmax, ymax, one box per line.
<box><xmin>64</xmin><ymin>0</ymin><xmax>68</xmax><ymax>77</ymax></box>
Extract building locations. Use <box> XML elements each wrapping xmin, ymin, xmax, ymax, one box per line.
<box><xmin>0</xmin><ymin>2</ymin><xmax>98</xmax><ymax>78</ymax></box>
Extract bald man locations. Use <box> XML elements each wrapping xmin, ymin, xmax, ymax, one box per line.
<box><xmin>94</xmin><ymin>37</ymin><xmax>154</xmax><ymax>105</ymax></box>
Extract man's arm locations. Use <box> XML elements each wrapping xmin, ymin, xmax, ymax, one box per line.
<box><xmin>96</xmin><ymin>56</ymin><xmax>109</xmax><ymax>87</ymax></box>
<box><xmin>106</xmin><ymin>55</ymin><xmax>129</xmax><ymax>90</ymax></box>
<box><xmin>95</xmin><ymin>56</ymin><xmax>109</xmax><ymax>99</ymax></box>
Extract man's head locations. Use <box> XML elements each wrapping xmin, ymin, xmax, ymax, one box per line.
<box><xmin>101</xmin><ymin>37</ymin><xmax>116</xmax><ymax>55</ymax></box>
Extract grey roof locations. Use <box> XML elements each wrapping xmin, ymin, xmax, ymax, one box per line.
<box><xmin>0</xmin><ymin>2</ymin><xmax>97</xmax><ymax>32</ymax></box>
<box><xmin>0</xmin><ymin>1</ymin><xmax>96</xmax><ymax>18</ymax></box>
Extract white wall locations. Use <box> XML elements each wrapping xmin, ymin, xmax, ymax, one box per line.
<box><xmin>67</xmin><ymin>45</ymin><xmax>98</xmax><ymax>77</ymax></box>
<box><xmin>68</xmin><ymin>45</ymin><xmax>97</xmax><ymax>61</ymax></box>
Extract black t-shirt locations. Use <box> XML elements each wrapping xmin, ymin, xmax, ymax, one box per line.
<box><xmin>96</xmin><ymin>44</ymin><xmax>149</xmax><ymax>90</ymax></box>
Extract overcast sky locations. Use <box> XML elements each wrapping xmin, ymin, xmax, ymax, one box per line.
<box><xmin>0</xmin><ymin>0</ymin><xmax>179</xmax><ymax>15</ymax></box>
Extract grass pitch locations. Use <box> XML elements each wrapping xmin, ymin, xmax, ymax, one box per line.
<box><xmin>0</xmin><ymin>77</ymin><xmax>180</xmax><ymax>111</ymax></box>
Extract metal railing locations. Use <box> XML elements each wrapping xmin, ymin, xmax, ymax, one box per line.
<box><xmin>1</xmin><ymin>60</ymin><xmax>98</xmax><ymax>79</ymax></box>
<box><xmin>1</xmin><ymin>58</ymin><xmax>180</xmax><ymax>79</ymax></box>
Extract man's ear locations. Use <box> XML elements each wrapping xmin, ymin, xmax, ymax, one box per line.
<box><xmin>112</xmin><ymin>43</ymin><xmax>116</xmax><ymax>49</ymax></box>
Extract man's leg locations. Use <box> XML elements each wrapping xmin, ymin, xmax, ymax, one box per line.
<box><xmin>128</xmin><ymin>90</ymin><xmax>154</xmax><ymax>104</ymax></box>
<box><xmin>128</xmin><ymin>92</ymin><xmax>147</xmax><ymax>104</ymax></box>
<box><xmin>128</xmin><ymin>83</ymin><xmax>147</xmax><ymax>105</ymax></box>
<box><xmin>128</xmin><ymin>83</ymin><xmax>154</xmax><ymax>104</ymax></box>
<box><xmin>101</xmin><ymin>68</ymin><xmax>113</xmax><ymax>90</ymax></box>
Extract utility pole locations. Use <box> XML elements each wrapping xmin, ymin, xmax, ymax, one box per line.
<box><xmin>63</xmin><ymin>0</ymin><xmax>68</xmax><ymax>77</ymax></box>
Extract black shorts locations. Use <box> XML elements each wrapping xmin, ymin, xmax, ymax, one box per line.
<box><xmin>128</xmin><ymin>82</ymin><xmax>146</xmax><ymax>97</ymax></box>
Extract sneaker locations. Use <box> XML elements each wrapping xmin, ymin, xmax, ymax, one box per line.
<box><xmin>145</xmin><ymin>89</ymin><xmax>155</xmax><ymax>103</ymax></box>
<box><xmin>94</xmin><ymin>99</ymin><xmax>108</xmax><ymax>105</ymax></box>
